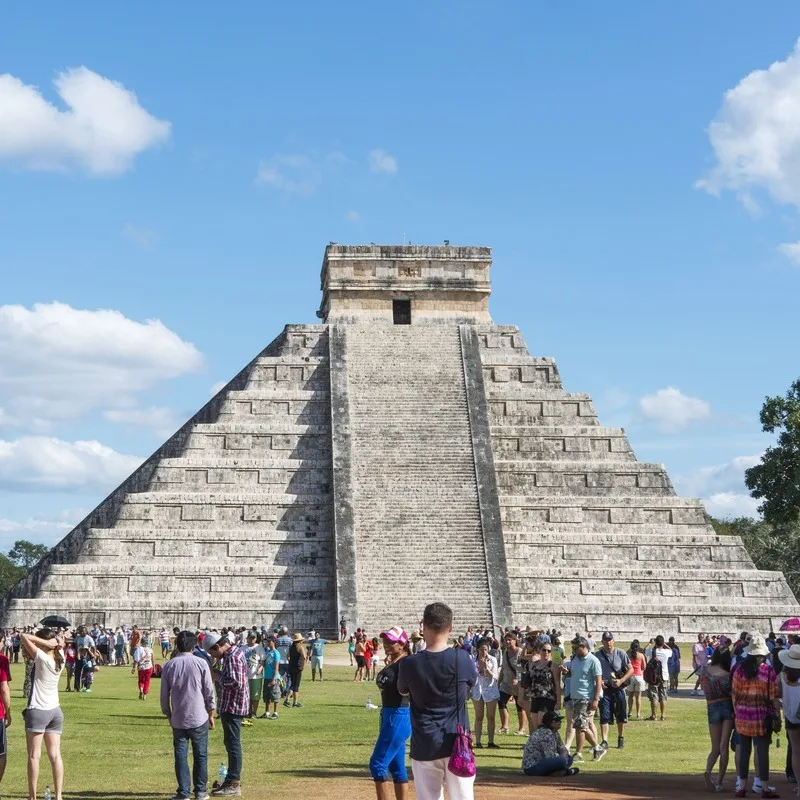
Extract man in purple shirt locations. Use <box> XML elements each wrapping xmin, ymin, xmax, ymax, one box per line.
<box><xmin>203</xmin><ymin>631</ymin><xmax>249</xmax><ymax>797</ymax></box>
<box><xmin>161</xmin><ymin>630</ymin><xmax>216</xmax><ymax>800</ymax></box>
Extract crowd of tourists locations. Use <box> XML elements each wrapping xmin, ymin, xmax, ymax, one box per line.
<box><xmin>1</xmin><ymin>614</ymin><xmax>799</xmax><ymax>800</ymax></box>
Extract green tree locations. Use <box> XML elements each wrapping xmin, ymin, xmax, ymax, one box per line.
<box><xmin>8</xmin><ymin>539</ymin><xmax>50</xmax><ymax>569</ymax></box>
<box><xmin>0</xmin><ymin>553</ymin><xmax>26</xmax><ymax>596</ymax></box>
<box><xmin>745</xmin><ymin>378</ymin><xmax>800</xmax><ymax>525</ymax></box>
<box><xmin>711</xmin><ymin>516</ymin><xmax>800</xmax><ymax>600</ymax></box>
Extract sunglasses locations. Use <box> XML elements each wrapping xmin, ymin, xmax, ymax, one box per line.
<box><xmin>542</xmin><ymin>648</ymin><xmax>552</xmax><ymax>652</ymax></box>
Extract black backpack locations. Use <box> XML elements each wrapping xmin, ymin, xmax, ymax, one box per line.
<box><xmin>643</xmin><ymin>654</ymin><xmax>662</xmax><ymax>686</ymax></box>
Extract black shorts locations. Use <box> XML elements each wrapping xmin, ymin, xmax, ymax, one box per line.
<box><xmin>787</xmin><ymin>719</ymin><xmax>800</xmax><ymax>731</ymax></box>
<box><xmin>498</xmin><ymin>690</ymin><xmax>512</xmax><ymax>710</ymax></box>
<box><xmin>0</xmin><ymin>720</ymin><xmax>6</xmax><ymax>756</ymax></box>
<box><xmin>355</xmin><ymin>655</ymin><xmax>366</xmax><ymax>669</ymax></box>
<box><xmin>530</xmin><ymin>697</ymin><xmax>556</xmax><ymax>714</ymax></box>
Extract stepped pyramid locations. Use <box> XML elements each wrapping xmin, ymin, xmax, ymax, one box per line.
<box><xmin>3</xmin><ymin>245</ymin><xmax>798</xmax><ymax>637</ymax></box>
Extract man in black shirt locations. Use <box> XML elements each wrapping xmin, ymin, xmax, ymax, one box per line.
<box><xmin>398</xmin><ymin>603</ymin><xmax>477</xmax><ymax>800</ymax></box>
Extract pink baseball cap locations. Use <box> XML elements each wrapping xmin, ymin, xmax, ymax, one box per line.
<box><xmin>380</xmin><ymin>626</ymin><xmax>409</xmax><ymax>645</ymax></box>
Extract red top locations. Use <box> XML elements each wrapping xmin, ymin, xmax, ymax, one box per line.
<box><xmin>0</xmin><ymin>654</ymin><xmax>12</xmax><ymax>719</ymax></box>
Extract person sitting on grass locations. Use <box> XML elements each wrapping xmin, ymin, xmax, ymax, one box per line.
<box><xmin>522</xmin><ymin>710</ymin><xmax>579</xmax><ymax>777</ymax></box>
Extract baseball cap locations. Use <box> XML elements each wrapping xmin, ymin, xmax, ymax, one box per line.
<box><xmin>601</xmin><ymin>631</ymin><xmax>614</xmax><ymax>641</ymax></box>
<box><xmin>246</xmin><ymin>631</ymin><xmax>257</xmax><ymax>639</ymax></box>
<box><xmin>381</xmin><ymin>626</ymin><xmax>409</xmax><ymax>645</ymax></box>
<box><xmin>201</xmin><ymin>632</ymin><xmax>221</xmax><ymax>651</ymax></box>
<box><xmin>541</xmin><ymin>710</ymin><xmax>564</xmax><ymax>726</ymax></box>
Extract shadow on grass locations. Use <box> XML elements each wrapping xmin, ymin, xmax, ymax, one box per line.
<box><xmin>64</xmin><ymin>794</ymin><xmax>155</xmax><ymax>800</ymax></box>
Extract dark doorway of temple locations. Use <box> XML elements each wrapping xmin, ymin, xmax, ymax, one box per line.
<box><xmin>393</xmin><ymin>299</ymin><xmax>411</xmax><ymax>324</ymax></box>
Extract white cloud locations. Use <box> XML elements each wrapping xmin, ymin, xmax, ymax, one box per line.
<box><xmin>103</xmin><ymin>406</ymin><xmax>184</xmax><ymax>438</ymax></box>
<box><xmin>0</xmin><ymin>67</ymin><xmax>170</xmax><ymax>175</ymax></box>
<box><xmin>0</xmin><ymin>302</ymin><xmax>204</xmax><ymax>430</ymax></box>
<box><xmin>368</xmin><ymin>149</ymin><xmax>397</xmax><ymax>174</ymax></box>
<box><xmin>675</xmin><ymin>453</ymin><xmax>761</xmax><ymax>519</ymax></box>
<box><xmin>697</xmin><ymin>39</ymin><xmax>800</xmax><ymax>210</ymax></box>
<box><xmin>0</xmin><ymin>436</ymin><xmax>142</xmax><ymax>492</ymax></box>
<box><xmin>122</xmin><ymin>223</ymin><xmax>156</xmax><ymax>247</ymax></box>
<box><xmin>704</xmin><ymin>492</ymin><xmax>761</xmax><ymax>519</ymax></box>
<box><xmin>0</xmin><ymin>508</ymin><xmax>89</xmax><ymax>548</ymax></box>
<box><xmin>638</xmin><ymin>387</ymin><xmax>711</xmax><ymax>433</ymax></box>
<box><xmin>255</xmin><ymin>151</ymin><xmax>347</xmax><ymax>194</ymax></box>
<box><xmin>346</xmin><ymin>210</ymin><xmax>362</xmax><ymax>223</ymax></box>
<box><xmin>778</xmin><ymin>241</ymin><xmax>800</xmax><ymax>266</ymax></box>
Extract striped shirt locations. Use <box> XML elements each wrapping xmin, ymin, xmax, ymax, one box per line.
<box><xmin>218</xmin><ymin>646</ymin><xmax>250</xmax><ymax>717</ymax></box>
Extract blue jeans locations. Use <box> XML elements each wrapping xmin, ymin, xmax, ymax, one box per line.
<box><xmin>220</xmin><ymin>713</ymin><xmax>243</xmax><ymax>782</ymax></box>
<box><xmin>369</xmin><ymin>707</ymin><xmax>411</xmax><ymax>783</ymax></box>
<box><xmin>524</xmin><ymin>754</ymin><xmax>573</xmax><ymax>776</ymax></box>
<box><xmin>173</xmin><ymin>722</ymin><xmax>209</xmax><ymax>798</ymax></box>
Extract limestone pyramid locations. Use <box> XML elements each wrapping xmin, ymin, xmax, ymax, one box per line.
<box><xmin>3</xmin><ymin>245</ymin><xmax>798</xmax><ymax>637</ymax></box>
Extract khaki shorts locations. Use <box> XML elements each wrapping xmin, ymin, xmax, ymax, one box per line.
<box><xmin>647</xmin><ymin>683</ymin><xmax>668</xmax><ymax>703</ymax></box>
<box><xmin>571</xmin><ymin>699</ymin><xmax>594</xmax><ymax>731</ymax></box>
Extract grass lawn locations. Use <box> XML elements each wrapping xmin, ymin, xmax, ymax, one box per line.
<box><xmin>0</xmin><ymin>644</ymin><xmax>758</xmax><ymax>799</ymax></box>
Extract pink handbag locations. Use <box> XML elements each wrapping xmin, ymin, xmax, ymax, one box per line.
<box><xmin>447</xmin><ymin>651</ymin><xmax>476</xmax><ymax>778</ymax></box>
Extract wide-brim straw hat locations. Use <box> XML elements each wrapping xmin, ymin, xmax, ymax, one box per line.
<box><xmin>744</xmin><ymin>635</ymin><xmax>770</xmax><ymax>657</ymax></box>
<box><xmin>779</xmin><ymin>643</ymin><xmax>800</xmax><ymax>668</ymax></box>
<box><xmin>291</xmin><ymin>633</ymin><xmax>304</xmax><ymax>642</ymax></box>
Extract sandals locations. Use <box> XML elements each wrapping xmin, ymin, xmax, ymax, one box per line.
<box><xmin>645</xmin><ymin>715</ymin><xmax>657</xmax><ymax>721</ymax></box>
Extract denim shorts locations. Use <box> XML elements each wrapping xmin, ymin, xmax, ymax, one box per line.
<box><xmin>707</xmin><ymin>700</ymin><xmax>734</xmax><ymax>725</ymax></box>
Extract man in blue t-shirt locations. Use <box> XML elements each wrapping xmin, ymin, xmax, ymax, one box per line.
<box><xmin>259</xmin><ymin>638</ymin><xmax>282</xmax><ymax>720</ymax></box>
<box><xmin>398</xmin><ymin>602</ymin><xmax>478</xmax><ymax>800</ymax></box>
<box><xmin>307</xmin><ymin>633</ymin><xmax>328</xmax><ymax>682</ymax></box>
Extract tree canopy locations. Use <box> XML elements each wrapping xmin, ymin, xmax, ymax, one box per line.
<box><xmin>0</xmin><ymin>539</ymin><xmax>50</xmax><ymax>597</ymax></box>
<box><xmin>711</xmin><ymin>516</ymin><xmax>800</xmax><ymax>600</ymax></box>
<box><xmin>745</xmin><ymin>378</ymin><xmax>800</xmax><ymax>525</ymax></box>
<box><xmin>8</xmin><ymin>539</ymin><xmax>50</xmax><ymax>569</ymax></box>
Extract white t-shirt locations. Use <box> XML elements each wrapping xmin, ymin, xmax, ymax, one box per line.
<box><xmin>29</xmin><ymin>649</ymin><xmax>63</xmax><ymax>711</ymax></box>
<box><xmin>244</xmin><ymin>645</ymin><xmax>266</xmax><ymax>680</ymax></box>
<box><xmin>654</xmin><ymin>646</ymin><xmax>672</xmax><ymax>682</ymax></box>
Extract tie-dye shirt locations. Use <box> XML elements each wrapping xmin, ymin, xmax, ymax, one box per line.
<box><xmin>732</xmin><ymin>661</ymin><xmax>778</xmax><ymax>738</ymax></box>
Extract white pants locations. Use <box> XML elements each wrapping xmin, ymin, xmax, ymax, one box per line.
<box><xmin>411</xmin><ymin>758</ymin><xmax>475</xmax><ymax>800</ymax></box>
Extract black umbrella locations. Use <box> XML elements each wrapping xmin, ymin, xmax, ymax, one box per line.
<box><xmin>40</xmin><ymin>615</ymin><xmax>71</xmax><ymax>629</ymax></box>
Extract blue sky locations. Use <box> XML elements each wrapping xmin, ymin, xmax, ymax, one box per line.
<box><xmin>1</xmin><ymin>3</ymin><xmax>800</xmax><ymax>547</ymax></box>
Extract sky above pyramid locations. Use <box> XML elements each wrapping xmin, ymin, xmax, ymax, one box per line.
<box><xmin>1</xmin><ymin>3</ymin><xmax>800</xmax><ymax>546</ymax></box>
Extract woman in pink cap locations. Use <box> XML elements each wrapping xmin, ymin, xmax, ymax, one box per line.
<box><xmin>369</xmin><ymin>626</ymin><xmax>412</xmax><ymax>800</ymax></box>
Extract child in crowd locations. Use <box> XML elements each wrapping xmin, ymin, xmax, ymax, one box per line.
<box><xmin>64</xmin><ymin>639</ymin><xmax>76</xmax><ymax>692</ymax></box>
<box><xmin>79</xmin><ymin>647</ymin><xmax>95</xmax><ymax>692</ymax></box>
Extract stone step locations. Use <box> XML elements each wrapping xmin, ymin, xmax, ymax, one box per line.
<box><xmin>85</xmin><ymin>527</ymin><xmax>331</xmax><ymax>542</ymax></box>
<box><xmin>504</xmin><ymin>607</ymin><xmax>796</xmax><ymax>640</ymax></box>
<box><xmin>190</xmin><ymin>422</ymin><xmax>329</xmax><ymax>435</ymax></box>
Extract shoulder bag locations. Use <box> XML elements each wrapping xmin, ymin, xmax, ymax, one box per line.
<box><xmin>448</xmin><ymin>649</ymin><xmax>476</xmax><ymax>778</ymax></box>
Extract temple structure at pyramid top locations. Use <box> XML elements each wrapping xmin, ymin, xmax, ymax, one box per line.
<box><xmin>2</xmin><ymin>244</ymin><xmax>798</xmax><ymax>637</ymax></box>
<box><xmin>318</xmin><ymin>244</ymin><xmax>493</xmax><ymax>324</ymax></box>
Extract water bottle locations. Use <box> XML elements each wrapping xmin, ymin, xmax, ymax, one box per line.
<box><xmin>365</xmin><ymin>696</ymin><xmax>377</xmax><ymax>710</ymax></box>
<box><xmin>218</xmin><ymin>763</ymin><xmax>228</xmax><ymax>781</ymax></box>
<box><xmin>44</xmin><ymin>788</ymin><xmax>52</xmax><ymax>800</ymax></box>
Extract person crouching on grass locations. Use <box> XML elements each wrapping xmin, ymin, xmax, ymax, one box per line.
<box><xmin>369</xmin><ymin>627</ymin><xmax>412</xmax><ymax>800</ymax></box>
<box><xmin>522</xmin><ymin>710</ymin><xmax>580</xmax><ymax>777</ymax></box>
